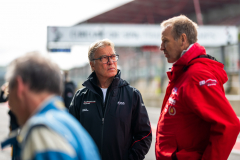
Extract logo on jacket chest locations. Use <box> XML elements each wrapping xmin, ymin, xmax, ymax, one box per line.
<box><xmin>165</xmin><ymin>103</ymin><xmax>177</xmax><ymax>116</ymax></box>
<box><xmin>82</xmin><ymin>109</ymin><xmax>89</xmax><ymax>112</ymax></box>
<box><xmin>83</xmin><ymin>101</ymin><xmax>96</xmax><ymax>105</ymax></box>
<box><xmin>168</xmin><ymin>97</ymin><xmax>176</xmax><ymax>105</ymax></box>
<box><xmin>164</xmin><ymin>87</ymin><xmax>178</xmax><ymax>116</ymax></box>
<box><xmin>168</xmin><ymin>106</ymin><xmax>176</xmax><ymax>115</ymax></box>
<box><xmin>172</xmin><ymin>87</ymin><xmax>178</xmax><ymax>95</ymax></box>
<box><xmin>118</xmin><ymin>101</ymin><xmax>125</xmax><ymax>105</ymax></box>
<box><xmin>199</xmin><ymin>79</ymin><xmax>217</xmax><ymax>86</ymax></box>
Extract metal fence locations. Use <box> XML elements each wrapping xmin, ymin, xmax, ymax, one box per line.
<box><xmin>206</xmin><ymin>44</ymin><xmax>240</xmax><ymax>73</ymax></box>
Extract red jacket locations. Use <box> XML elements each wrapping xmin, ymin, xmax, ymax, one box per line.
<box><xmin>155</xmin><ymin>43</ymin><xmax>240</xmax><ymax>160</ymax></box>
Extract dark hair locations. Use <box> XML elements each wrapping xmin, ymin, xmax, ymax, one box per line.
<box><xmin>6</xmin><ymin>52</ymin><xmax>63</xmax><ymax>95</ymax></box>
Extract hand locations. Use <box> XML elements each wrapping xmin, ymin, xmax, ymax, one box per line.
<box><xmin>1</xmin><ymin>82</ymin><xmax>9</xmax><ymax>98</ymax></box>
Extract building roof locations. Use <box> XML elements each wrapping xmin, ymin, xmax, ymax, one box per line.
<box><xmin>78</xmin><ymin>0</ymin><xmax>240</xmax><ymax>25</ymax></box>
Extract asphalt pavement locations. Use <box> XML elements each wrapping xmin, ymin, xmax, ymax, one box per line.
<box><xmin>0</xmin><ymin>103</ymin><xmax>11</xmax><ymax>160</ymax></box>
<box><xmin>0</xmin><ymin>103</ymin><xmax>239</xmax><ymax>160</ymax></box>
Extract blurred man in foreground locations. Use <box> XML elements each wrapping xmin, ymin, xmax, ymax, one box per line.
<box><xmin>155</xmin><ymin>15</ymin><xmax>240</xmax><ymax>160</ymax></box>
<box><xmin>1</xmin><ymin>53</ymin><xmax>100</xmax><ymax>160</ymax></box>
<box><xmin>69</xmin><ymin>39</ymin><xmax>152</xmax><ymax>160</ymax></box>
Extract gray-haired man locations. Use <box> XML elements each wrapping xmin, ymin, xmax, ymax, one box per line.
<box><xmin>69</xmin><ymin>39</ymin><xmax>152</xmax><ymax>160</ymax></box>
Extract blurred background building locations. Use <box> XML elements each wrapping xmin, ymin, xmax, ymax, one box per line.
<box><xmin>0</xmin><ymin>67</ymin><xmax>6</xmax><ymax>86</ymax></box>
<box><xmin>47</xmin><ymin>0</ymin><xmax>240</xmax><ymax>109</ymax></box>
<box><xmin>1</xmin><ymin>1</ymin><xmax>240</xmax><ymax>160</ymax></box>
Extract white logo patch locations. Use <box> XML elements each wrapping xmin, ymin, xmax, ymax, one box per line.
<box><xmin>164</xmin><ymin>104</ymin><xmax>169</xmax><ymax>113</ymax></box>
<box><xmin>206</xmin><ymin>79</ymin><xmax>217</xmax><ymax>86</ymax></box>
<box><xmin>141</xmin><ymin>103</ymin><xmax>145</xmax><ymax>106</ymax></box>
<box><xmin>168</xmin><ymin>97</ymin><xmax>176</xmax><ymax>105</ymax></box>
<box><xmin>82</xmin><ymin>109</ymin><xmax>89</xmax><ymax>112</ymax></box>
<box><xmin>199</xmin><ymin>79</ymin><xmax>217</xmax><ymax>86</ymax></box>
<box><xmin>118</xmin><ymin>101</ymin><xmax>125</xmax><ymax>105</ymax></box>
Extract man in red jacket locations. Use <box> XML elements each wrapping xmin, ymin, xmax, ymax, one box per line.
<box><xmin>155</xmin><ymin>15</ymin><xmax>240</xmax><ymax>160</ymax></box>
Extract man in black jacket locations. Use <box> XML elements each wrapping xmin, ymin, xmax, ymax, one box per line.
<box><xmin>62</xmin><ymin>71</ymin><xmax>76</xmax><ymax>109</ymax></box>
<box><xmin>69</xmin><ymin>39</ymin><xmax>152</xmax><ymax>160</ymax></box>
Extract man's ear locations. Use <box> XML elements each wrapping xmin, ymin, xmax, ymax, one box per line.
<box><xmin>90</xmin><ymin>61</ymin><xmax>95</xmax><ymax>72</ymax></box>
<box><xmin>181</xmin><ymin>33</ymin><xmax>187</xmax><ymax>44</ymax></box>
<box><xmin>180</xmin><ymin>33</ymin><xmax>190</xmax><ymax>48</ymax></box>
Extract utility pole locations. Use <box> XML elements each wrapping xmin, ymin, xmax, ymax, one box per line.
<box><xmin>193</xmin><ymin>0</ymin><xmax>203</xmax><ymax>25</ymax></box>
<box><xmin>238</xmin><ymin>42</ymin><xmax>240</xmax><ymax>94</ymax></box>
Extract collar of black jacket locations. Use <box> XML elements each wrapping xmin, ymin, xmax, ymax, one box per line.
<box><xmin>83</xmin><ymin>69</ymin><xmax>129</xmax><ymax>89</ymax></box>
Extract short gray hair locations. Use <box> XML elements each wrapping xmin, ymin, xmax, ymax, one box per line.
<box><xmin>161</xmin><ymin>15</ymin><xmax>198</xmax><ymax>44</ymax></box>
<box><xmin>6</xmin><ymin>52</ymin><xmax>63</xmax><ymax>95</ymax></box>
<box><xmin>88</xmin><ymin>39</ymin><xmax>115</xmax><ymax>72</ymax></box>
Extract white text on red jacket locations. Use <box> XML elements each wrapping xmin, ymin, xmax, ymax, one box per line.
<box><xmin>199</xmin><ymin>79</ymin><xmax>217</xmax><ymax>86</ymax></box>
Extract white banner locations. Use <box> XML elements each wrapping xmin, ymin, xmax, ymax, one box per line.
<box><xmin>47</xmin><ymin>24</ymin><xmax>238</xmax><ymax>49</ymax></box>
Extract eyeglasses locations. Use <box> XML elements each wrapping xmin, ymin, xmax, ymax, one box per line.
<box><xmin>92</xmin><ymin>54</ymin><xmax>119</xmax><ymax>64</ymax></box>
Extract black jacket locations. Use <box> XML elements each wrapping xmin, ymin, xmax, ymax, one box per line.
<box><xmin>69</xmin><ymin>70</ymin><xmax>152</xmax><ymax>160</ymax></box>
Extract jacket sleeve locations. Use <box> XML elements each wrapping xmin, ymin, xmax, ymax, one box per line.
<box><xmin>184</xmin><ymin>72</ymin><xmax>240</xmax><ymax>160</ymax></box>
<box><xmin>129</xmin><ymin>89</ymin><xmax>152</xmax><ymax>160</ymax></box>
<box><xmin>68</xmin><ymin>89</ymin><xmax>81</xmax><ymax>122</ymax></box>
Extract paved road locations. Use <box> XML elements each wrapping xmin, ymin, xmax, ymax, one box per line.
<box><xmin>0</xmin><ymin>103</ymin><xmax>239</xmax><ymax>160</ymax></box>
<box><xmin>144</xmin><ymin>107</ymin><xmax>160</xmax><ymax>160</ymax></box>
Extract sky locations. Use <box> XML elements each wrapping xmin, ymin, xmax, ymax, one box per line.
<box><xmin>0</xmin><ymin>0</ymin><xmax>132</xmax><ymax>70</ymax></box>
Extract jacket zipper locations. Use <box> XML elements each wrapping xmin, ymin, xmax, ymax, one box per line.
<box><xmin>88</xmin><ymin>90</ymin><xmax>104</xmax><ymax>159</ymax></box>
<box><xmin>100</xmin><ymin>90</ymin><xmax>114</xmax><ymax>159</ymax></box>
<box><xmin>86</xmin><ymin>82</ymin><xmax>116</xmax><ymax>158</ymax></box>
<box><xmin>100</xmin><ymin>100</ymin><xmax>104</xmax><ymax>158</ymax></box>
